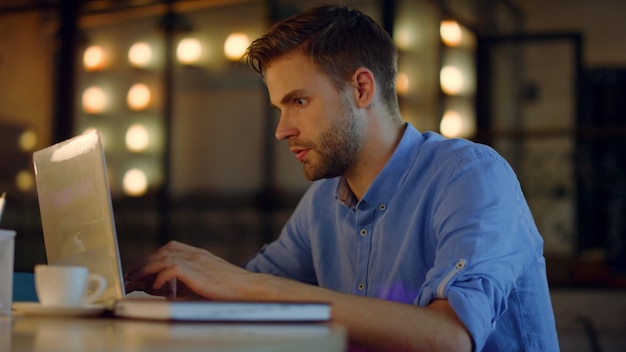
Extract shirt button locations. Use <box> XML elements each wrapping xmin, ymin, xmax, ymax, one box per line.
<box><xmin>378</xmin><ymin>203</ymin><xmax>386</xmax><ymax>211</ymax></box>
<box><xmin>357</xmin><ymin>283</ymin><xmax>365</xmax><ymax>291</ymax></box>
<box><xmin>359</xmin><ymin>229</ymin><xmax>367</xmax><ymax>237</ymax></box>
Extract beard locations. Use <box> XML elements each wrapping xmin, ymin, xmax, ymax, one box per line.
<box><xmin>296</xmin><ymin>94</ymin><xmax>365</xmax><ymax>181</ymax></box>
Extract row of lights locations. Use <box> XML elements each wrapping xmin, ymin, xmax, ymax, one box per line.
<box><xmin>394</xmin><ymin>19</ymin><xmax>475</xmax><ymax>139</ymax></box>
<box><xmin>83</xmin><ymin>32</ymin><xmax>250</xmax><ymax>71</ymax></box>
<box><xmin>81</xmin><ymin>80</ymin><xmax>153</xmax><ymax>196</ymax></box>
<box><xmin>12</xmin><ymin>130</ymin><xmax>39</xmax><ymax>192</ymax></box>
<box><xmin>394</xmin><ymin>20</ymin><xmax>473</xmax><ymax>96</ymax></box>
<box><xmin>83</xmin><ymin>32</ymin><xmax>252</xmax><ymax>114</ymax></box>
<box><xmin>82</xmin><ymin>83</ymin><xmax>152</xmax><ymax>114</ymax></box>
<box><xmin>437</xmin><ymin>20</ymin><xmax>476</xmax><ymax>139</ymax></box>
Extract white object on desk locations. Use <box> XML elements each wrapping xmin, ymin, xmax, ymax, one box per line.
<box><xmin>0</xmin><ymin>229</ymin><xmax>16</xmax><ymax>316</ymax></box>
<box><xmin>34</xmin><ymin>265</ymin><xmax>107</xmax><ymax>306</ymax></box>
<box><xmin>114</xmin><ymin>299</ymin><xmax>331</xmax><ymax>322</ymax></box>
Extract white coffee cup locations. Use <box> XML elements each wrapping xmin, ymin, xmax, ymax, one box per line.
<box><xmin>0</xmin><ymin>229</ymin><xmax>16</xmax><ymax>316</ymax></box>
<box><xmin>35</xmin><ymin>265</ymin><xmax>107</xmax><ymax>306</ymax></box>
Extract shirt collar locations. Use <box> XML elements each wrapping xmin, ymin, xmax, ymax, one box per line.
<box><xmin>336</xmin><ymin>177</ymin><xmax>357</xmax><ymax>208</ymax></box>
<box><xmin>335</xmin><ymin>123</ymin><xmax>424</xmax><ymax>209</ymax></box>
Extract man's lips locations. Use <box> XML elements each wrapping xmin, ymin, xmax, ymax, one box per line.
<box><xmin>291</xmin><ymin>148</ymin><xmax>310</xmax><ymax>161</ymax></box>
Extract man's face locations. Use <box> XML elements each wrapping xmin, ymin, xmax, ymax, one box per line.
<box><xmin>265</xmin><ymin>51</ymin><xmax>365</xmax><ymax>181</ymax></box>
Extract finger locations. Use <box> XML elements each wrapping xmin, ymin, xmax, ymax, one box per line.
<box><xmin>127</xmin><ymin>251</ymin><xmax>183</xmax><ymax>281</ymax></box>
<box><xmin>151</xmin><ymin>262</ymin><xmax>209</xmax><ymax>296</ymax></box>
<box><xmin>166</xmin><ymin>278</ymin><xmax>177</xmax><ymax>299</ymax></box>
<box><xmin>152</xmin><ymin>263</ymin><xmax>185</xmax><ymax>290</ymax></box>
<box><xmin>124</xmin><ymin>241</ymin><xmax>183</xmax><ymax>278</ymax></box>
<box><xmin>128</xmin><ymin>242</ymin><xmax>211</xmax><ymax>281</ymax></box>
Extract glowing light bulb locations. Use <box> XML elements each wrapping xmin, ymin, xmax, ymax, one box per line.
<box><xmin>440</xmin><ymin>109</ymin><xmax>475</xmax><ymax>138</ymax></box>
<box><xmin>397</xmin><ymin>72</ymin><xmax>410</xmax><ymax>96</ymax></box>
<box><xmin>123</xmin><ymin>169</ymin><xmax>148</xmax><ymax>197</ymax></box>
<box><xmin>125</xmin><ymin>124</ymin><xmax>150</xmax><ymax>152</ymax></box>
<box><xmin>177</xmin><ymin>38</ymin><xmax>202</xmax><ymax>64</ymax></box>
<box><xmin>18</xmin><ymin>130</ymin><xmax>37</xmax><ymax>152</ymax></box>
<box><xmin>127</xmin><ymin>83</ymin><xmax>151</xmax><ymax>110</ymax></box>
<box><xmin>224</xmin><ymin>33</ymin><xmax>250</xmax><ymax>61</ymax></box>
<box><xmin>440</xmin><ymin>66</ymin><xmax>464</xmax><ymax>95</ymax></box>
<box><xmin>394</xmin><ymin>28</ymin><xmax>411</xmax><ymax>51</ymax></box>
<box><xmin>440</xmin><ymin>20</ymin><xmax>462</xmax><ymax>47</ymax></box>
<box><xmin>83</xmin><ymin>45</ymin><xmax>106</xmax><ymax>71</ymax></box>
<box><xmin>15</xmin><ymin>170</ymin><xmax>34</xmax><ymax>192</ymax></box>
<box><xmin>440</xmin><ymin>110</ymin><xmax>463</xmax><ymax>137</ymax></box>
<box><xmin>128</xmin><ymin>41</ymin><xmax>153</xmax><ymax>68</ymax></box>
<box><xmin>82</xmin><ymin>86</ymin><xmax>107</xmax><ymax>114</ymax></box>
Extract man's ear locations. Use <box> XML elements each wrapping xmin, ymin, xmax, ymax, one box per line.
<box><xmin>351</xmin><ymin>67</ymin><xmax>375</xmax><ymax>109</ymax></box>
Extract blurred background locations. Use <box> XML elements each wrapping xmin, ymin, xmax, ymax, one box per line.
<box><xmin>1</xmin><ymin>0</ymin><xmax>625</xmax><ymax>350</ymax></box>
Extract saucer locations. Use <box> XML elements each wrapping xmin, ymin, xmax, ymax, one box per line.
<box><xmin>12</xmin><ymin>302</ymin><xmax>108</xmax><ymax>317</ymax></box>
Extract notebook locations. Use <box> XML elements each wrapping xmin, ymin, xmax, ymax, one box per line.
<box><xmin>33</xmin><ymin>130</ymin><xmax>126</xmax><ymax>306</ymax></box>
<box><xmin>114</xmin><ymin>299</ymin><xmax>330</xmax><ymax>322</ymax></box>
<box><xmin>31</xmin><ymin>130</ymin><xmax>331</xmax><ymax>322</ymax></box>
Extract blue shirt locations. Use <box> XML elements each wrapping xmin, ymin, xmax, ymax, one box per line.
<box><xmin>245</xmin><ymin>123</ymin><xmax>560</xmax><ymax>351</ymax></box>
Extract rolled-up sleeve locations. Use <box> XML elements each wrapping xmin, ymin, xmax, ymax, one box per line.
<box><xmin>415</xmin><ymin>145</ymin><xmax>544</xmax><ymax>350</ymax></box>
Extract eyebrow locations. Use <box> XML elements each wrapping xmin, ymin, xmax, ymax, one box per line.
<box><xmin>272</xmin><ymin>89</ymin><xmax>308</xmax><ymax>109</ymax></box>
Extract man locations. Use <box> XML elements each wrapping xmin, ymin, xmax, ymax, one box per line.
<box><xmin>125</xmin><ymin>4</ymin><xmax>560</xmax><ymax>351</ymax></box>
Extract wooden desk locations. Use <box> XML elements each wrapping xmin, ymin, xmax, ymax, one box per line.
<box><xmin>2</xmin><ymin>315</ymin><xmax>346</xmax><ymax>351</ymax></box>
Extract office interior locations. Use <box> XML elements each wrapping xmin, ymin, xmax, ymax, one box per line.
<box><xmin>1</xmin><ymin>0</ymin><xmax>625</xmax><ymax>350</ymax></box>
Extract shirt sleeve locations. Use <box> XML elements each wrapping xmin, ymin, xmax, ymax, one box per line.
<box><xmin>414</xmin><ymin>144</ymin><xmax>545</xmax><ymax>351</ymax></box>
<box><xmin>243</xmin><ymin>186</ymin><xmax>319</xmax><ymax>285</ymax></box>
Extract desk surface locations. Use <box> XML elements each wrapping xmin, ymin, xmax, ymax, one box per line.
<box><xmin>2</xmin><ymin>314</ymin><xmax>346</xmax><ymax>352</ymax></box>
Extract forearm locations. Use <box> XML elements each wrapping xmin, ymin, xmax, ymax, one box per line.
<box><xmin>256</xmin><ymin>274</ymin><xmax>472</xmax><ymax>351</ymax></box>
<box><xmin>336</xmin><ymin>297</ymin><xmax>471</xmax><ymax>351</ymax></box>
<box><xmin>125</xmin><ymin>241</ymin><xmax>472</xmax><ymax>351</ymax></box>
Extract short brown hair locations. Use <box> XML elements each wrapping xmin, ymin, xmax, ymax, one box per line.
<box><xmin>246</xmin><ymin>4</ymin><xmax>399</xmax><ymax>115</ymax></box>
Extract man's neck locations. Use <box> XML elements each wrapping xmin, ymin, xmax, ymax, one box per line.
<box><xmin>344</xmin><ymin>120</ymin><xmax>406</xmax><ymax>201</ymax></box>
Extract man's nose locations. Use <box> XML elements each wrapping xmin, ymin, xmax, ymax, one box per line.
<box><xmin>275</xmin><ymin>113</ymin><xmax>299</xmax><ymax>140</ymax></box>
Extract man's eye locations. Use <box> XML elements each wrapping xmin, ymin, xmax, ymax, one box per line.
<box><xmin>295</xmin><ymin>98</ymin><xmax>307</xmax><ymax>106</ymax></box>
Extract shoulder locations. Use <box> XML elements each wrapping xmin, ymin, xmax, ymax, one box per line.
<box><xmin>401</xmin><ymin>125</ymin><xmax>502</xmax><ymax>165</ymax></box>
<box><xmin>416</xmin><ymin>132</ymin><xmax>510</xmax><ymax>176</ymax></box>
<box><xmin>421</xmin><ymin>132</ymin><xmax>500</xmax><ymax>159</ymax></box>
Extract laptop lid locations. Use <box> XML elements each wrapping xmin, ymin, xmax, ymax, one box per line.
<box><xmin>33</xmin><ymin>130</ymin><xmax>126</xmax><ymax>304</ymax></box>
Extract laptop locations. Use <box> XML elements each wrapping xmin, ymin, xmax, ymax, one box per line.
<box><xmin>32</xmin><ymin>130</ymin><xmax>126</xmax><ymax>306</ymax></box>
<box><xmin>30</xmin><ymin>130</ymin><xmax>331</xmax><ymax>322</ymax></box>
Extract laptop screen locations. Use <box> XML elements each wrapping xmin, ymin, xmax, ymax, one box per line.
<box><xmin>33</xmin><ymin>130</ymin><xmax>125</xmax><ymax>304</ymax></box>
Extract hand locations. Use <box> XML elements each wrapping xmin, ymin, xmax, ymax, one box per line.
<box><xmin>124</xmin><ymin>241</ymin><xmax>259</xmax><ymax>300</ymax></box>
<box><xmin>124</xmin><ymin>274</ymin><xmax>199</xmax><ymax>299</ymax></box>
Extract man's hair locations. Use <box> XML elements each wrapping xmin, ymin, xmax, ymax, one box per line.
<box><xmin>245</xmin><ymin>4</ymin><xmax>399</xmax><ymax>115</ymax></box>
